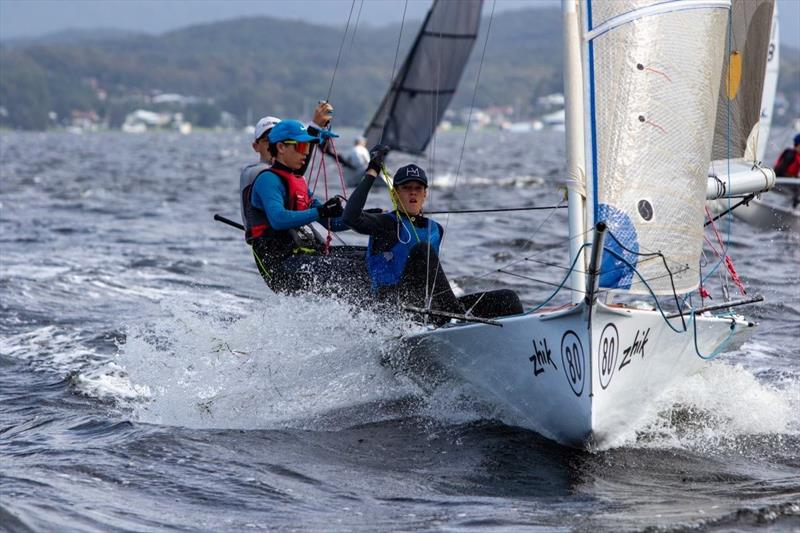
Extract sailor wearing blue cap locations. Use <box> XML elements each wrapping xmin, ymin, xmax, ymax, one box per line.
<box><xmin>240</xmin><ymin>102</ymin><xmax>332</xmax><ymax>234</ymax></box>
<box><xmin>240</xmin><ymin>103</ymin><xmax>371</xmax><ymax>297</ymax></box>
<box><xmin>343</xmin><ymin>147</ymin><xmax>523</xmax><ymax>324</ymax></box>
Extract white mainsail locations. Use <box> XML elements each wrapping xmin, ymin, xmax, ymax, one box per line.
<box><xmin>582</xmin><ymin>0</ymin><xmax>729</xmax><ymax>294</ymax></box>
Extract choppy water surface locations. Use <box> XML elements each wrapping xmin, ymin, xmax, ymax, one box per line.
<box><xmin>1</xmin><ymin>129</ymin><xmax>798</xmax><ymax>531</ymax></box>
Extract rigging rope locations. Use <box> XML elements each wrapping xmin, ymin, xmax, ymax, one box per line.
<box><xmin>704</xmin><ymin>205</ymin><xmax>747</xmax><ymax>296</ymax></box>
<box><xmin>427</xmin><ymin>0</ymin><xmax>496</xmax><ymax>310</ymax></box>
<box><xmin>347</xmin><ymin>0</ymin><xmax>365</xmax><ymax>54</ymax></box>
<box><xmin>426</xmin><ymin>205</ymin><xmax>568</xmax><ymax>215</ymax></box>
<box><xmin>381</xmin><ymin>0</ymin><xmax>410</xmax><ymax>145</ymax></box>
<box><xmin>326</xmin><ymin>0</ymin><xmax>358</xmax><ymax>103</ymax></box>
<box><xmin>424</xmin><ymin>7</ymin><xmax>446</xmax><ymax>310</ymax></box>
<box><xmin>326</xmin><ymin>138</ymin><xmax>349</xmax><ymax>199</ymax></box>
<box><xmin>713</xmin><ymin>7</ymin><xmax>736</xmax><ymax>285</ymax></box>
<box><xmin>444</xmin><ymin>0</ymin><xmax>496</xmax><ymax>213</ymax></box>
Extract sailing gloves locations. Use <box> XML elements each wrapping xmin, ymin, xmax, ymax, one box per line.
<box><xmin>317</xmin><ymin>197</ymin><xmax>344</xmax><ymax>219</ymax></box>
<box><xmin>367</xmin><ymin>144</ymin><xmax>391</xmax><ymax>173</ymax></box>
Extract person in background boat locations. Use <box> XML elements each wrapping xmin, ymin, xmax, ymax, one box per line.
<box><xmin>773</xmin><ymin>133</ymin><xmax>800</xmax><ymax>207</ymax></box>
<box><xmin>342</xmin><ymin>136</ymin><xmax>371</xmax><ymax>187</ymax></box>
<box><xmin>343</xmin><ymin>146</ymin><xmax>523</xmax><ymax>323</ymax></box>
<box><xmin>774</xmin><ymin>133</ymin><xmax>800</xmax><ymax>178</ymax></box>
<box><xmin>247</xmin><ymin>118</ymin><xmax>371</xmax><ymax>297</ymax></box>
<box><xmin>240</xmin><ymin>115</ymin><xmax>281</xmax><ymax>227</ymax></box>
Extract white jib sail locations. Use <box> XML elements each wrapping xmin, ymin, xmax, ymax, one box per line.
<box><xmin>582</xmin><ymin>0</ymin><xmax>729</xmax><ymax>295</ymax></box>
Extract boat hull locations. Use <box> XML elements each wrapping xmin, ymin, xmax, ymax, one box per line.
<box><xmin>399</xmin><ymin>302</ymin><xmax>754</xmax><ymax>449</ymax></box>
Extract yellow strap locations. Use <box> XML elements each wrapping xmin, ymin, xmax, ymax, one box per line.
<box><xmin>293</xmin><ymin>247</ymin><xmax>317</xmax><ymax>255</ymax></box>
<box><xmin>251</xmin><ymin>248</ymin><xmax>272</xmax><ymax>281</ymax></box>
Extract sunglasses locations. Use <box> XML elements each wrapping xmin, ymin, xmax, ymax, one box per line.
<box><xmin>283</xmin><ymin>140</ymin><xmax>311</xmax><ymax>154</ymax></box>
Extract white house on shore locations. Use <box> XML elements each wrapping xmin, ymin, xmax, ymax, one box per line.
<box><xmin>121</xmin><ymin>109</ymin><xmax>192</xmax><ymax>134</ymax></box>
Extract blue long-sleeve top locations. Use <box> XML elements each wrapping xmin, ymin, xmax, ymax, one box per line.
<box><xmin>250</xmin><ymin>163</ymin><xmax>348</xmax><ymax>232</ymax></box>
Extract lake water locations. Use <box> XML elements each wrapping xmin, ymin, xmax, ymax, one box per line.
<box><xmin>1</xmin><ymin>129</ymin><xmax>798</xmax><ymax>531</ymax></box>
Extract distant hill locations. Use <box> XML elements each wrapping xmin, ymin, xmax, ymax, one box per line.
<box><xmin>0</xmin><ymin>7</ymin><xmax>563</xmax><ymax>130</ymax></box>
<box><xmin>0</xmin><ymin>8</ymin><xmax>798</xmax><ymax>131</ymax></box>
<box><xmin>1</xmin><ymin>28</ymin><xmax>146</xmax><ymax>48</ymax></box>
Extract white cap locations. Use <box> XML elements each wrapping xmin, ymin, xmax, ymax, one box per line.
<box><xmin>254</xmin><ymin>116</ymin><xmax>281</xmax><ymax>141</ymax></box>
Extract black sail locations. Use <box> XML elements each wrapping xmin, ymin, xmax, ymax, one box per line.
<box><xmin>364</xmin><ymin>0</ymin><xmax>483</xmax><ymax>155</ymax></box>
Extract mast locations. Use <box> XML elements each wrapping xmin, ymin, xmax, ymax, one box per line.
<box><xmin>563</xmin><ymin>0</ymin><xmax>587</xmax><ymax>304</ymax></box>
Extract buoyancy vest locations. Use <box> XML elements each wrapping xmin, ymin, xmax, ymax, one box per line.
<box><xmin>240</xmin><ymin>162</ymin><xmax>271</xmax><ymax>243</ymax></box>
<box><xmin>774</xmin><ymin>148</ymin><xmax>800</xmax><ymax>178</ymax></box>
<box><xmin>366</xmin><ymin>213</ymin><xmax>441</xmax><ymax>290</ymax></box>
<box><xmin>241</xmin><ymin>166</ymin><xmax>313</xmax><ymax>244</ymax></box>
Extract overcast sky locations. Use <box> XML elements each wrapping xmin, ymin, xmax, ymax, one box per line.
<box><xmin>0</xmin><ymin>0</ymin><xmax>798</xmax><ymax>48</ymax></box>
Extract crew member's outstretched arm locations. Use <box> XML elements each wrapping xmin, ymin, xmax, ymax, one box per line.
<box><xmin>342</xmin><ymin>173</ymin><xmax>391</xmax><ymax>235</ymax></box>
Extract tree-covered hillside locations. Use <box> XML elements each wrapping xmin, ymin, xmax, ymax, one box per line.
<box><xmin>0</xmin><ymin>7</ymin><xmax>558</xmax><ymax>130</ymax></box>
<box><xmin>0</xmin><ymin>7</ymin><xmax>797</xmax><ymax>131</ymax></box>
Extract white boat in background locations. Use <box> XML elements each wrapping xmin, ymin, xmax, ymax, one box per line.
<box><xmin>540</xmin><ymin>108</ymin><xmax>565</xmax><ymax>131</ymax></box>
<box><xmin>391</xmin><ymin>0</ymin><xmax>764</xmax><ymax>449</ymax></box>
<box><xmin>706</xmin><ymin>1</ymin><xmax>799</xmax><ymax>232</ymax></box>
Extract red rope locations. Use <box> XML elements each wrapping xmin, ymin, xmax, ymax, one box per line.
<box><xmin>704</xmin><ymin>206</ymin><xmax>747</xmax><ymax>297</ymax></box>
<box><xmin>327</xmin><ymin>138</ymin><xmax>349</xmax><ymax>200</ymax></box>
<box><xmin>321</xmin><ymin>147</ymin><xmax>330</xmax><ymax>203</ymax></box>
<box><xmin>725</xmin><ymin>256</ymin><xmax>747</xmax><ymax>295</ymax></box>
<box><xmin>310</xmin><ymin>138</ymin><xmax>350</xmax><ymax>255</ymax></box>
<box><xmin>320</xmin><ymin>149</ymin><xmax>332</xmax><ymax>255</ymax></box>
<box><xmin>311</xmin><ymin>148</ymin><xmax>324</xmax><ymax>195</ymax></box>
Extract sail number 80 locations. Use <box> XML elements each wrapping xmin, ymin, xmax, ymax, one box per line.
<box><xmin>560</xmin><ymin>330</ymin><xmax>585</xmax><ymax>397</ymax></box>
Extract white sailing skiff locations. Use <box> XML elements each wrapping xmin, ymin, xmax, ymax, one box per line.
<box><xmin>395</xmin><ymin>0</ymin><xmax>762</xmax><ymax>449</ymax></box>
<box><xmin>402</xmin><ymin>297</ymin><xmax>752</xmax><ymax>448</ymax></box>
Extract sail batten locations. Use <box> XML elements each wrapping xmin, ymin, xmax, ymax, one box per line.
<box><xmin>420</xmin><ymin>31</ymin><xmax>478</xmax><ymax>39</ymax></box>
<box><xmin>363</xmin><ymin>0</ymin><xmax>483</xmax><ymax>155</ymax></box>
<box><xmin>583</xmin><ymin>0</ymin><xmax>729</xmax><ymax>295</ymax></box>
<box><xmin>388</xmin><ymin>88</ymin><xmax>458</xmax><ymax>95</ymax></box>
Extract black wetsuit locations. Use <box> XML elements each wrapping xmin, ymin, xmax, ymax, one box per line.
<box><xmin>249</xmin><ymin>160</ymin><xmax>371</xmax><ymax>301</ymax></box>
<box><xmin>343</xmin><ymin>173</ymin><xmax>523</xmax><ymax>321</ymax></box>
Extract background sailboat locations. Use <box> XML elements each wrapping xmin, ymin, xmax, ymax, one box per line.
<box><xmin>341</xmin><ymin>0</ymin><xmax>483</xmax><ymax>186</ymax></box>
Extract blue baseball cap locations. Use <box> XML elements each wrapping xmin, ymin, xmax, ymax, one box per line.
<box><xmin>794</xmin><ymin>133</ymin><xmax>800</xmax><ymax>146</ymax></box>
<box><xmin>393</xmin><ymin>164</ymin><xmax>428</xmax><ymax>187</ymax></box>
<box><xmin>268</xmin><ymin>119</ymin><xmax>320</xmax><ymax>144</ymax></box>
